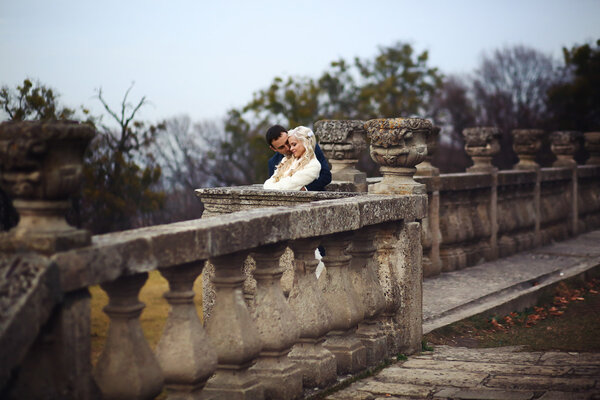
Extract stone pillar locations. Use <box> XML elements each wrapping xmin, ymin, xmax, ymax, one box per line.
<box><xmin>287</xmin><ymin>238</ymin><xmax>336</xmax><ymax>388</ymax></box>
<box><xmin>395</xmin><ymin>221</ymin><xmax>423</xmax><ymax>354</ymax></box>
<box><xmin>203</xmin><ymin>251</ymin><xmax>264</xmax><ymax>400</ymax></box>
<box><xmin>0</xmin><ymin>121</ymin><xmax>97</xmax><ymax>399</ymax></box>
<box><xmin>94</xmin><ymin>273</ymin><xmax>164</xmax><ymax>399</ymax></box>
<box><xmin>550</xmin><ymin>131</ymin><xmax>581</xmax><ymax>168</ymax></box>
<box><xmin>584</xmin><ymin>132</ymin><xmax>600</xmax><ymax>165</ymax></box>
<box><xmin>512</xmin><ymin>129</ymin><xmax>544</xmax><ymax>170</ymax></box>
<box><xmin>321</xmin><ymin>232</ymin><xmax>367</xmax><ymax>374</ymax></box>
<box><xmin>462</xmin><ymin>127</ymin><xmax>501</xmax><ymax>173</ymax></box>
<box><xmin>249</xmin><ymin>244</ymin><xmax>303</xmax><ymax>400</ymax></box>
<box><xmin>364</xmin><ymin>117</ymin><xmax>430</xmax><ymax>195</ymax></box>
<box><xmin>416</xmin><ymin>125</ymin><xmax>440</xmax><ymax>176</ymax></box>
<box><xmin>373</xmin><ymin>222</ymin><xmax>403</xmax><ymax>355</ymax></box>
<box><xmin>155</xmin><ymin>261</ymin><xmax>218</xmax><ymax>399</ymax></box>
<box><xmin>315</xmin><ymin>119</ymin><xmax>367</xmax><ymax>192</ymax></box>
<box><xmin>348</xmin><ymin>226</ymin><xmax>387</xmax><ymax>366</ymax></box>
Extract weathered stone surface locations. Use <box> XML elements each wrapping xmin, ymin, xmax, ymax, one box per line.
<box><xmin>434</xmin><ymin>387</ymin><xmax>534</xmax><ymax>399</ymax></box>
<box><xmin>287</xmin><ymin>238</ymin><xmax>337</xmax><ymax>388</ymax></box>
<box><xmin>0</xmin><ymin>253</ymin><xmax>61</xmax><ymax>390</ymax></box>
<box><xmin>584</xmin><ymin>131</ymin><xmax>600</xmax><ymax>165</ymax></box>
<box><xmin>540</xmin><ymin>167</ymin><xmax>574</xmax><ymax>182</ymax></box>
<box><xmin>7</xmin><ymin>290</ymin><xmax>99</xmax><ymax>400</ymax></box>
<box><xmin>463</xmin><ymin>127</ymin><xmax>501</xmax><ymax>173</ymax></box>
<box><xmin>539</xmin><ymin>352</ymin><xmax>600</xmax><ymax>366</ymax></box>
<box><xmin>155</xmin><ymin>262</ymin><xmax>218</xmax><ymax>397</ymax></box>
<box><xmin>203</xmin><ymin>251</ymin><xmax>264</xmax><ymax>400</ymax></box>
<box><xmin>93</xmin><ymin>273</ymin><xmax>164</xmax><ymax>399</ymax></box>
<box><xmin>0</xmin><ymin>121</ymin><xmax>94</xmax><ymax>253</ymax></box>
<box><xmin>497</xmin><ymin>170</ymin><xmax>537</xmax><ymax>186</ymax></box>
<box><xmin>249</xmin><ymin>244</ymin><xmax>303</xmax><ymax>400</ymax></box>
<box><xmin>424</xmin><ymin>346</ymin><xmax>542</xmax><ymax>364</ymax></box>
<box><xmin>53</xmin><ymin>195</ymin><xmax>424</xmax><ymax>291</ymax></box>
<box><xmin>196</xmin><ymin>185</ymin><xmax>360</xmax><ymax>216</ymax></box>
<box><xmin>315</xmin><ymin>119</ymin><xmax>368</xmax><ymax>192</ymax></box>
<box><xmin>416</xmin><ymin>125</ymin><xmax>440</xmax><ymax>177</ymax></box>
<box><xmin>334</xmin><ymin>381</ymin><xmax>433</xmax><ymax>398</ymax></box>
<box><xmin>485</xmin><ymin>375</ymin><xmax>596</xmax><ymax>391</ymax></box>
<box><xmin>439</xmin><ymin>172</ymin><xmax>494</xmax><ymax>191</ymax></box>
<box><xmin>537</xmin><ymin>391</ymin><xmax>596</xmax><ymax>399</ymax></box>
<box><xmin>513</xmin><ymin>129</ymin><xmax>545</xmax><ymax>170</ymax></box>
<box><xmin>550</xmin><ymin>131</ymin><xmax>582</xmax><ymax>167</ymax></box>
<box><xmin>402</xmin><ymin>359</ymin><xmax>571</xmax><ymax>376</ymax></box>
<box><xmin>376</xmin><ymin>366</ymin><xmax>488</xmax><ymax>387</ymax></box>
<box><xmin>365</xmin><ymin>118</ymin><xmax>431</xmax><ymax>195</ymax></box>
<box><xmin>393</xmin><ymin>221</ymin><xmax>423</xmax><ymax>355</ymax></box>
<box><xmin>321</xmin><ymin>232</ymin><xmax>367</xmax><ymax>374</ymax></box>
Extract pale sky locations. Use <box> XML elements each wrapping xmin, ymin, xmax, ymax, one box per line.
<box><xmin>1</xmin><ymin>0</ymin><xmax>599</xmax><ymax>125</ymax></box>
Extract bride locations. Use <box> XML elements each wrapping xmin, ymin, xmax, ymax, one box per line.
<box><xmin>263</xmin><ymin>125</ymin><xmax>326</xmax><ymax>276</ymax></box>
<box><xmin>263</xmin><ymin>126</ymin><xmax>321</xmax><ymax>191</ymax></box>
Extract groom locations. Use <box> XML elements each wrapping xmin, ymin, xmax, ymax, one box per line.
<box><xmin>266</xmin><ymin>124</ymin><xmax>332</xmax><ymax>191</ymax></box>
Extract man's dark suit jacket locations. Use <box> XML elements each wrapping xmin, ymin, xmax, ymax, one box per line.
<box><xmin>267</xmin><ymin>144</ymin><xmax>332</xmax><ymax>191</ymax></box>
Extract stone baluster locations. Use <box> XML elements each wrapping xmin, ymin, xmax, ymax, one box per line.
<box><xmin>249</xmin><ymin>244</ymin><xmax>303</xmax><ymax>400</ymax></box>
<box><xmin>416</xmin><ymin>125</ymin><xmax>440</xmax><ymax>176</ymax></box>
<box><xmin>348</xmin><ymin>226</ymin><xmax>387</xmax><ymax>366</ymax></box>
<box><xmin>0</xmin><ymin>121</ymin><xmax>97</xmax><ymax>398</ymax></box>
<box><xmin>365</xmin><ymin>117</ymin><xmax>430</xmax><ymax>195</ymax></box>
<box><xmin>203</xmin><ymin>251</ymin><xmax>264</xmax><ymax>399</ymax></box>
<box><xmin>512</xmin><ymin>129</ymin><xmax>544</xmax><ymax>170</ymax></box>
<box><xmin>462</xmin><ymin>127</ymin><xmax>501</xmax><ymax>173</ymax></box>
<box><xmin>94</xmin><ymin>273</ymin><xmax>164</xmax><ymax>399</ymax></box>
<box><xmin>321</xmin><ymin>232</ymin><xmax>367</xmax><ymax>374</ymax></box>
<box><xmin>155</xmin><ymin>262</ymin><xmax>218</xmax><ymax>399</ymax></box>
<box><xmin>550</xmin><ymin>131</ymin><xmax>581</xmax><ymax>167</ymax></box>
<box><xmin>584</xmin><ymin>132</ymin><xmax>600</xmax><ymax>165</ymax></box>
<box><xmin>287</xmin><ymin>238</ymin><xmax>337</xmax><ymax>388</ymax></box>
<box><xmin>315</xmin><ymin>119</ymin><xmax>367</xmax><ymax>192</ymax></box>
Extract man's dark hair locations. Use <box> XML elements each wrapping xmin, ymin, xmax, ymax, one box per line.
<box><xmin>266</xmin><ymin>125</ymin><xmax>287</xmax><ymax>146</ymax></box>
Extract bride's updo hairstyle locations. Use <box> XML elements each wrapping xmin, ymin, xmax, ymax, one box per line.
<box><xmin>270</xmin><ymin>126</ymin><xmax>317</xmax><ymax>183</ymax></box>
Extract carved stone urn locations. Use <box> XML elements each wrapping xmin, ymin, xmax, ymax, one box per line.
<box><xmin>0</xmin><ymin>120</ymin><xmax>95</xmax><ymax>253</ymax></box>
<box><xmin>314</xmin><ymin>119</ymin><xmax>367</xmax><ymax>191</ymax></box>
<box><xmin>584</xmin><ymin>132</ymin><xmax>600</xmax><ymax>165</ymax></box>
<box><xmin>512</xmin><ymin>129</ymin><xmax>545</xmax><ymax>170</ymax></box>
<box><xmin>364</xmin><ymin>117</ymin><xmax>430</xmax><ymax>195</ymax></box>
<box><xmin>415</xmin><ymin>125</ymin><xmax>440</xmax><ymax>176</ymax></box>
<box><xmin>462</xmin><ymin>127</ymin><xmax>501</xmax><ymax>173</ymax></box>
<box><xmin>550</xmin><ymin>130</ymin><xmax>581</xmax><ymax>168</ymax></box>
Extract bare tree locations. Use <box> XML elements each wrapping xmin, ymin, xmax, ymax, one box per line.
<box><xmin>471</xmin><ymin>45</ymin><xmax>564</xmax><ymax>168</ymax></box>
<box><xmin>429</xmin><ymin>75</ymin><xmax>475</xmax><ymax>172</ymax></box>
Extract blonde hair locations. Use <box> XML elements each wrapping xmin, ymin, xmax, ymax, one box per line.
<box><xmin>270</xmin><ymin>126</ymin><xmax>317</xmax><ymax>183</ymax></box>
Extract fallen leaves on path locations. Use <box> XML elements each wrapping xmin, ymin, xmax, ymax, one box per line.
<box><xmin>486</xmin><ymin>278</ymin><xmax>600</xmax><ymax>332</ymax></box>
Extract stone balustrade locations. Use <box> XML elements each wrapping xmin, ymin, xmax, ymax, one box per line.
<box><xmin>0</xmin><ymin>119</ymin><xmax>427</xmax><ymax>399</ymax></box>
<box><xmin>2</xmin><ymin>118</ymin><xmax>600</xmax><ymax>400</ymax></box>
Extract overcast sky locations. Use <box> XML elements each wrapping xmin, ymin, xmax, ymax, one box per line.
<box><xmin>1</xmin><ymin>0</ymin><xmax>599</xmax><ymax>125</ymax></box>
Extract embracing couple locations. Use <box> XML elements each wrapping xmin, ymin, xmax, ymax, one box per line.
<box><xmin>263</xmin><ymin>124</ymin><xmax>331</xmax><ymax>191</ymax></box>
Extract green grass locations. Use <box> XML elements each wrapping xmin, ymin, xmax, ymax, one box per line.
<box><xmin>425</xmin><ymin>276</ymin><xmax>600</xmax><ymax>352</ymax></box>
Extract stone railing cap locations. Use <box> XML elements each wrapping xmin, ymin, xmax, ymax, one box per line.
<box><xmin>53</xmin><ymin>194</ymin><xmax>426</xmax><ymax>291</ymax></box>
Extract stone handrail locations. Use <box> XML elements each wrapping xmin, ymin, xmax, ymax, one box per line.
<box><xmin>3</xmin><ymin>191</ymin><xmax>427</xmax><ymax>399</ymax></box>
<box><xmin>410</xmin><ymin>165</ymin><xmax>600</xmax><ymax>276</ymax></box>
<box><xmin>54</xmin><ymin>195</ymin><xmax>424</xmax><ymax>292</ymax></box>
